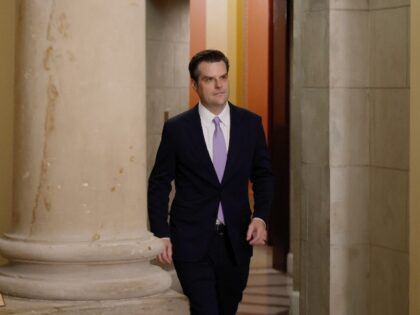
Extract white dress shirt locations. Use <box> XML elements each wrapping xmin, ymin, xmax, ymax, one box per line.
<box><xmin>198</xmin><ymin>102</ymin><xmax>230</xmax><ymax>159</ymax></box>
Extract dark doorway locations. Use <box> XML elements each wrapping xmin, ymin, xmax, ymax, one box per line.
<box><xmin>268</xmin><ymin>0</ymin><xmax>291</xmax><ymax>271</ymax></box>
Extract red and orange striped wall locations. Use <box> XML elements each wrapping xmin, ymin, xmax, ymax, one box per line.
<box><xmin>189</xmin><ymin>0</ymin><xmax>270</xmax><ymax>137</ymax></box>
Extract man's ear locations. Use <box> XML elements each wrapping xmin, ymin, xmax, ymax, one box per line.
<box><xmin>191</xmin><ymin>79</ymin><xmax>198</xmax><ymax>92</ymax></box>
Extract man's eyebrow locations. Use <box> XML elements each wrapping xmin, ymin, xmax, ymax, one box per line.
<box><xmin>201</xmin><ymin>73</ymin><xmax>228</xmax><ymax>79</ymax></box>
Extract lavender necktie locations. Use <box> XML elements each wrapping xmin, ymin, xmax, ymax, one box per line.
<box><xmin>213</xmin><ymin>117</ymin><xmax>227</xmax><ymax>224</ymax></box>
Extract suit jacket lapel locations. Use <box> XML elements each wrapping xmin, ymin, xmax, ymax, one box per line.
<box><xmin>187</xmin><ymin>105</ymin><xmax>221</xmax><ymax>187</ymax></box>
<box><xmin>222</xmin><ymin>103</ymin><xmax>243</xmax><ymax>184</ymax></box>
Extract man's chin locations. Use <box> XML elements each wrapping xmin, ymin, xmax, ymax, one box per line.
<box><xmin>203</xmin><ymin>96</ymin><xmax>229</xmax><ymax>108</ymax></box>
<box><xmin>214</xmin><ymin>97</ymin><xmax>229</xmax><ymax>106</ymax></box>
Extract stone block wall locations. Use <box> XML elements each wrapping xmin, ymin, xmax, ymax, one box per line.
<box><xmin>291</xmin><ymin>0</ymin><xmax>410</xmax><ymax>314</ymax></box>
<box><xmin>146</xmin><ymin>0</ymin><xmax>190</xmax><ymax>175</ymax></box>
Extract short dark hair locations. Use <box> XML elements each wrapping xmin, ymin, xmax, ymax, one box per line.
<box><xmin>188</xmin><ymin>49</ymin><xmax>230</xmax><ymax>82</ymax></box>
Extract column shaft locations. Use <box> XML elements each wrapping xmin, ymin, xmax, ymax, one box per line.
<box><xmin>0</xmin><ymin>0</ymin><xmax>170</xmax><ymax>300</ymax></box>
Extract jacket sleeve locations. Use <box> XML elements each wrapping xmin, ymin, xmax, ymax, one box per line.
<box><xmin>250</xmin><ymin>117</ymin><xmax>274</xmax><ymax>223</ymax></box>
<box><xmin>147</xmin><ymin>122</ymin><xmax>176</xmax><ymax>238</ymax></box>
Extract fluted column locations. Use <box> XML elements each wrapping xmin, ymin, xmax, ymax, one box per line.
<box><xmin>0</xmin><ymin>0</ymin><xmax>171</xmax><ymax>300</ymax></box>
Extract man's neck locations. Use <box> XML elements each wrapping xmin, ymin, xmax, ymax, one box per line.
<box><xmin>201</xmin><ymin>103</ymin><xmax>227</xmax><ymax>116</ymax></box>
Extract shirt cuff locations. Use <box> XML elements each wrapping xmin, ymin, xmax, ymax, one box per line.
<box><xmin>252</xmin><ymin>217</ymin><xmax>266</xmax><ymax>227</ymax></box>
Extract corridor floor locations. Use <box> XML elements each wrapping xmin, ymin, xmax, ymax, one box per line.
<box><xmin>237</xmin><ymin>268</ymin><xmax>292</xmax><ymax>315</ymax></box>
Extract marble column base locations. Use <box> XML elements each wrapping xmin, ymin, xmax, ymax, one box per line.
<box><xmin>0</xmin><ymin>235</ymin><xmax>171</xmax><ymax>300</ymax></box>
<box><xmin>0</xmin><ymin>290</ymin><xmax>189</xmax><ymax>315</ymax></box>
<box><xmin>0</xmin><ymin>262</ymin><xmax>171</xmax><ymax>300</ymax></box>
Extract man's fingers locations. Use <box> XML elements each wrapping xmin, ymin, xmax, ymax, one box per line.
<box><xmin>162</xmin><ymin>250</ymin><xmax>169</xmax><ymax>263</ymax></box>
<box><xmin>164</xmin><ymin>245</ymin><xmax>172</xmax><ymax>264</ymax></box>
<box><xmin>250</xmin><ymin>231</ymin><xmax>258</xmax><ymax>244</ymax></box>
<box><xmin>158</xmin><ymin>238</ymin><xmax>173</xmax><ymax>265</ymax></box>
<box><xmin>248</xmin><ymin>221</ymin><xmax>268</xmax><ymax>245</ymax></box>
<box><xmin>250</xmin><ymin>237</ymin><xmax>265</xmax><ymax>245</ymax></box>
<box><xmin>159</xmin><ymin>250</ymin><xmax>170</xmax><ymax>264</ymax></box>
<box><xmin>249</xmin><ymin>226</ymin><xmax>267</xmax><ymax>245</ymax></box>
<box><xmin>157</xmin><ymin>254</ymin><xmax>165</xmax><ymax>264</ymax></box>
<box><xmin>250</xmin><ymin>235</ymin><xmax>263</xmax><ymax>245</ymax></box>
<box><xmin>166</xmin><ymin>244</ymin><xmax>173</xmax><ymax>263</ymax></box>
<box><xmin>246</xmin><ymin>225</ymin><xmax>254</xmax><ymax>241</ymax></box>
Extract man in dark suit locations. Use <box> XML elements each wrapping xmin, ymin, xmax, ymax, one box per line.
<box><xmin>148</xmin><ymin>50</ymin><xmax>274</xmax><ymax>315</ymax></box>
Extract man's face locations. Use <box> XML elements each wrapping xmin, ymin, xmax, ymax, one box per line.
<box><xmin>192</xmin><ymin>61</ymin><xmax>229</xmax><ymax>108</ymax></box>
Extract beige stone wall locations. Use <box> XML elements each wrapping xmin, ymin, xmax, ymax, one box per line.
<box><xmin>293</xmin><ymin>0</ymin><xmax>410</xmax><ymax>314</ymax></box>
<box><xmin>297</xmin><ymin>1</ymin><xmax>331</xmax><ymax>314</ymax></box>
<box><xmin>0</xmin><ymin>0</ymin><xmax>15</xmax><ymax>266</ymax></box>
<box><xmin>329</xmin><ymin>2</ymin><xmax>370</xmax><ymax>315</ymax></box>
<box><xmin>368</xmin><ymin>3</ymin><xmax>409</xmax><ymax>315</ymax></box>
<box><xmin>146</xmin><ymin>0</ymin><xmax>190</xmax><ymax>175</ymax></box>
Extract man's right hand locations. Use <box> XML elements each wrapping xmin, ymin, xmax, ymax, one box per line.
<box><xmin>157</xmin><ymin>238</ymin><xmax>173</xmax><ymax>264</ymax></box>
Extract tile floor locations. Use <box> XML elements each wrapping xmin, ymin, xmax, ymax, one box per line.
<box><xmin>237</xmin><ymin>268</ymin><xmax>292</xmax><ymax>315</ymax></box>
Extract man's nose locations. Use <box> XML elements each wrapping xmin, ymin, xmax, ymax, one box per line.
<box><xmin>215</xmin><ymin>79</ymin><xmax>222</xmax><ymax>88</ymax></box>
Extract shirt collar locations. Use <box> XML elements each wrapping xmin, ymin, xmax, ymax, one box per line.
<box><xmin>198</xmin><ymin>102</ymin><xmax>230</xmax><ymax>127</ymax></box>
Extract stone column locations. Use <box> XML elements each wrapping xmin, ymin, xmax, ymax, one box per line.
<box><xmin>0</xmin><ymin>0</ymin><xmax>171</xmax><ymax>300</ymax></box>
<box><xmin>294</xmin><ymin>1</ymin><xmax>410</xmax><ymax>314</ymax></box>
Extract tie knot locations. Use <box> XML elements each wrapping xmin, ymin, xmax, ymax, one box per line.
<box><xmin>213</xmin><ymin>117</ymin><xmax>221</xmax><ymax>126</ymax></box>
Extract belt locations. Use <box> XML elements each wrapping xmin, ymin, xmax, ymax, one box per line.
<box><xmin>215</xmin><ymin>223</ymin><xmax>226</xmax><ymax>236</ymax></box>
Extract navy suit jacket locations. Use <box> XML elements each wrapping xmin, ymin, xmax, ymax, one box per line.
<box><xmin>147</xmin><ymin>103</ymin><xmax>274</xmax><ymax>263</ymax></box>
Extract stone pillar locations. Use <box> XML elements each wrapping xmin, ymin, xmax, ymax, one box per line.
<box><xmin>294</xmin><ymin>1</ymin><xmax>409</xmax><ymax>314</ymax></box>
<box><xmin>0</xmin><ymin>0</ymin><xmax>171</xmax><ymax>300</ymax></box>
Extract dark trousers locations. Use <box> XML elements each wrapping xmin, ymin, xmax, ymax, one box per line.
<box><xmin>174</xmin><ymin>228</ymin><xmax>250</xmax><ymax>315</ymax></box>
